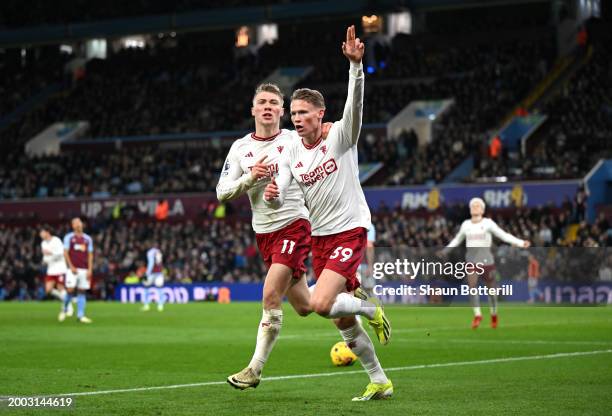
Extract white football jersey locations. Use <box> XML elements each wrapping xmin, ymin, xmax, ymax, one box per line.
<box><xmin>41</xmin><ymin>236</ymin><xmax>68</xmax><ymax>275</ymax></box>
<box><xmin>216</xmin><ymin>129</ymin><xmax>308</xmax><ymax>233</ymax></box>
<box><xmin>447</xmin><ymin>217</ymin><xmax>525</xmax><ymax>264</ymax></box>
<box><xmin>267</xmin><ymin>62</ymin><xmax>370</xmax><ymax>236</ymax></box>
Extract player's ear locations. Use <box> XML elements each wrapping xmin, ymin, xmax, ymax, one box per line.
<box><xmin>279</xmin><ymin>106</ymin><xmax>284</xmax><ymax>117</ymax></box>
<box><xmin>318</xmin><ymin>108</ymin><xmax>325</xmax><ymax>119</ymax></box>
<box><xmin>251</xmin><ymin>106</ymin><xmax>256</xmax><ymax>117</ymax></box>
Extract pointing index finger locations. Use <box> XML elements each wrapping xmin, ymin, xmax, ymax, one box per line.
<box><xmin>256</xmin><ymin>155</ymin><xmax>268</xmax><ymax>164</ymax></box>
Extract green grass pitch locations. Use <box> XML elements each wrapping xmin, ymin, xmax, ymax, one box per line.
<box><xmin>1</xmin><ymin>302</ymin><xmax>611</xmax><ymax>415</ymax></box>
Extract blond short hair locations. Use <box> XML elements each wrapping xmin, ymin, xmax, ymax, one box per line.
<box><xmin>253</xmin><ymin>83</ymin><xmax>284</xmax><ymax>104</ymax></box>
<box><xmin>291</xmin><ymin>88</ymin><xmax>325</xmax><ymax>109</ymax></box>
<box><xmin>469</xmin><ymin>197</ymin><xmax>486</xmax><ymax>211</ymax></box>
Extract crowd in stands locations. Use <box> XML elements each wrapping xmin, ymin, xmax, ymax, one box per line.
<box><xmin>0</xmin><ymin>217</ymin><xmax>267</xmax><ymax>301</ymax></box>
<box><xmin>0</xmin><ymin>32</ymin><xmax>240</xmax><ymax>151</ymax></box>
<box><xmin>350</xmin><ymin>38</ymin><xmax>553</xmax><ymax>185</ymax></box>
<box><xmin>0</xmin><ymin>192</ymin><xmax>610</xmax><ymax>300</ymax></box>
<box><xmin>1</xmin><ymin>23</ymin><xmax>557</xmax><ymax>194</ymax></box>
<box><xmin>0</xmin><ymin>47</ymin><xmax>70</xmax><ymax>119</ymax></box>
<box><xmin>472</xmin><ymin>19</ymin><xmax>612</xmax><ymax>181</ymax></box>
<box><xmin>0</xmin><ymin>143</ymin><xmax>230</xmax><ymax>199</ymax></box>
<box><xmin>0</xmin><ymin>27</ymin><xmax>602</xmax><ymax>196</ymax></box>
<box><xmin>0</xmin><ymin>8</ymin><xmax>609</xmax><ymax>192</ymax></box>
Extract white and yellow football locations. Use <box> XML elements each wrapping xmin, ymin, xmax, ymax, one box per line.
<box><xmin>330</xmin><ymin>341</ymin><xmax>358</xmax><ymax>366</ymax></box>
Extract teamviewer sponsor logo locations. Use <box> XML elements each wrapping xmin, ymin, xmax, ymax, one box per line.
<box><xmin>300</xmin><ymin>158</ymin><xmax>338</xmax><ymax>187</ymax></box>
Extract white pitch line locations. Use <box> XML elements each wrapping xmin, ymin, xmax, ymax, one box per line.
<box><xmin>281</xmin><ymin>333</ymin><xmax>612</xmax><ymax>347</ymax></box>
<box><xmin>394</xmin><ymin>338</ymin><xmax>612</xmax><ymax>346</ymax></box>
<box><xmin>279</xmin><ymin>320</ymin><xmax>612</xmax><ymax>340</ymax></box>
<box><xmin>1</xmin><ymin>349</ymin><xmax>611</xmax><ymax>400</ymax></box>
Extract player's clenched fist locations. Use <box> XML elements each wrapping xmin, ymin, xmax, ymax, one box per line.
<box><xmin>264</xmin><ymin>178</ymin><xmax>279</xmax><ymax>201</ymax></box>
<box><xmin>250</xmin><ymin>155</ymin><xmax>269</xmax><ymax>181</ymax></box>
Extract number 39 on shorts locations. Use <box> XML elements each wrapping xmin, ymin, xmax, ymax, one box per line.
<box><xmin>330</xmin><ymin>246</ymin><xmax>353</xmax><ymax>262</ymax></box>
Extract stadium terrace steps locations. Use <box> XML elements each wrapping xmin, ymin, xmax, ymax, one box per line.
<box><xmin>0</xmin><ymin>83</ymin><xmax>63</xmax><ymax>134</ymax></box>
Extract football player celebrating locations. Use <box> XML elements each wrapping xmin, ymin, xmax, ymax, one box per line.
<box><xmin>445</xmin><ymin>197</ymin><xmax>531</xmax><ymax>329</ymax></box>
<box><xmin>217</xmin><ymin>79</ymin><xmax>333</xmax><ymax>388</ymax></box>
<box><xmin>264</xmin><ymin>25</ymin><xmax>393</xmax><ymax>401</ymax></box>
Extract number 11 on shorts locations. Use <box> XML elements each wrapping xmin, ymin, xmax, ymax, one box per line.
<box><xmin>281</xmin><ymin>240</ymin><xmax>295</xmax><ymax>254</ymax></box>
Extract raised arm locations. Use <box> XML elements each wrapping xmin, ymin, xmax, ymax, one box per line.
<box><xmin>263</xmin><ymin>152</ymin><xmax>294</xmax><ymax>209</ymax></box>
<box><xmin>216</xmin><ymin>143</ymin><xmax>267</xmax><ymax>202</ymax></box>
<box><xmin>489</xmin><ymin>220</ymin><xmax>528</xmax><ymax>247</ymax></box>
<box><xmin>446</xmin><ymin>222</ymin><xmax>466</xmax><ymax>248</ymax></box>
<box><xmin>337</xmin><ymin>25</ymin><xmax>365</xmax><ymax>148</ymax></box>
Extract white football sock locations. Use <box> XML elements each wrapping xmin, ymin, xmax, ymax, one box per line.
<box><xmin>248</xmin><ymin>309</ymin><xmax>283</xmax><ymax>376</ymax></box>
<box><xmin>340</xmin><ymin>323</ymin><xmax>388</xmax><ymax>384</ymax></box>
<box><xmin>470</xmin><ymin>292</ymin><xmax>482</xmax><ymax>317</ymax></box>
<box><xmin>488</xmin><ymin>294</ymin><xmax>498</xmax><ymax>315</ymax></box>
<box><xmin>50</xmin><ymin>288</ymin><xmax>63</xmax><ymax>301</ymax></box>
<box><xmin>328</xmin><ymin>292</ymin><xmax>376</xmax><ymax>320</ymax></box>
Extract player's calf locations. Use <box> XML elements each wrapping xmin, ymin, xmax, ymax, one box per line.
<box><xmin>287</xmin><ymin>276</ymin><xmax>312</xmax><ymax>317</ymax></box>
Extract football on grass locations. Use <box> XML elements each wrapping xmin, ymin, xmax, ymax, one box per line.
<box><xmin>330</xmin><ymin>341</ymin><xmax>358</xmax><ymax>366</ymax></box>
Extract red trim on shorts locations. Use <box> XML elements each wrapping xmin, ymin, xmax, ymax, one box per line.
<box><xmin>44</xmin><ymin>274</ymin><xmax>65</xmax><ymax>284</ymax></box>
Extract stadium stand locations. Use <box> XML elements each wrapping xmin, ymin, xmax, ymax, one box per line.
<box><xmin>0</xmin><ymin>143</ymin><xmax>230</xmax><ymax>199</ymax></box>
<box><xmin>0</xmin><ymin>3</ymin><xmax>609</xmax><ymax>303</ymax></box>
<box><xmin>1</xmin><ymin>21</ymin><xmax>558</xmax><ymax>194</ymax></box>
<box><xmin>1</xmin><ymin>193</ymin><xmax>609</xmax><ymax>300</ymax></box>
<box><xmin>471</xmin><ymin>19</ymin><xmax>612</xmax><ymax>181</ymax></box>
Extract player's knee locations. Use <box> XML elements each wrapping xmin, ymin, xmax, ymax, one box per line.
<box><xmin>309</xmin><ymin>297</ymin><xmax>332</xmax><ymax>316</ymax></box>
<box><xmin>293</xmin><ymin>304</ymin><xmax>311</xmax><ymax>317</ymax></box>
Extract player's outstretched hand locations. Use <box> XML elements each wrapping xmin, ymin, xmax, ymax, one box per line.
<box><xmin>251</xmin><ymin>155</ymin><xmax>269</xmax><ymax>181</ymax></box>
<box><xmin>321</xmin><ymin>122</ymin><xmax>333</xmax><ymax>140</ymax></box>
<box><xmin>523</xmin><ymin>240</ymin><xmax>531</xmax><ymax>248</ymax></box>
<box><xmin>264</xmin><ymin>178</ymin><xmax>279</xmax><ymax>201</ymax></box>
<box><xmin>342</xmin><ymin>25</ymin><xmax>364</xmax><ymax>63</ymax></box>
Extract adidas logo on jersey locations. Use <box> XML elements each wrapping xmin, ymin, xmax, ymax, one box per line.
<box><xmin>245</xmin><ymin>152</ymin><xmax>254</xmax><ymax>158</ymax></box>
<box><xmin>295</xmin><ymin>161</ymin><xmax>303</xmax><ymax>168</ymax></box>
